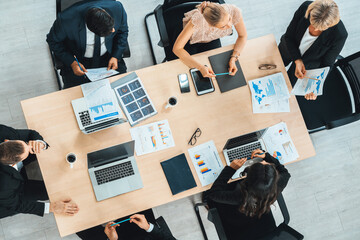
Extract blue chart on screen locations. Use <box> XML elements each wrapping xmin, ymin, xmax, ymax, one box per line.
<box><xmin>129</xmin><ymin>80</ymin><xmax>141</xmax><ymax>91</ymax></box>
<box><xmin>90</xmin><ymin>102</ymin><xmax>119</xmax><ymax>121</ymax></box>
<box><xmin>121</xmin><ymin>94</ymin><xmax>134</xmax><ymax>105</ymax></box>
<box><xmin>130</xmin><ymin>111</ymin><xmax>143</xmax><ymax>122</ymax></box>
<box><xmin>141</xmin><ymin>105</ymin><xmax>154</xmax><ymax>116</ymax></box>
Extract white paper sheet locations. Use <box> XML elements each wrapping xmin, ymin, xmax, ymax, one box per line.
<box><xmin>188</xmin><ymin>141</ymin><xmax>223</xmax><ymax>186</ymax></box>
<box><xmin>263</xmin><ymin>122</ymin><xmax>299</xmax><ymax>164</ymax></box>
<box><xmin>85</xmin><ymin>67</ymin><xmax>119</xmax><ymax>81</ymax></box>
<box><xmin>130</xmin><ymin>120</ymin><xmax>175</xmax><ymax>156</ymax></box>
<box><xmin>291</xmin><ymin>67</ymin><xmax>330</xmax><ymax>96</ymax></box>
<box><xmin>252</xmin><ymin>99</ymin><xmax>290</xmax><ymax>114</ymax></box>
<box><xmin>81</xmin><ymin>79</ymin><xmax>119</xmax><ymax>122</ymax></box>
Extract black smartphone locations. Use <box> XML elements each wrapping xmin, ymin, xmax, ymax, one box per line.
<box><xmin>178</xmin><ymin>73</ymin><xmax>190</xmax><ymax>93</ymax></box>
<box><xmin>190</xmin><ymin>68</ymin><xmax>215</xmax><ymax>95</ymax></box>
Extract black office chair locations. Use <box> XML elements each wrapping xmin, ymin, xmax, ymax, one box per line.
<box><xmin>195</xmin><ymin>192</ymin><xmax>304</xmax><ymax>240</ymax></box>
<box><xmin>296</xmin><ymin>51</ymin><xmax>360</xmax><ymax>133</ymax></box>
<box><xmin>144</xmin><ymin>0</ymin><xmax>225</xmax><ymax>65</ymax></box>
<box><xmin>49</xmin><ymin>0</ymin><xmax>131</xmax><ymax>90</ymax></box>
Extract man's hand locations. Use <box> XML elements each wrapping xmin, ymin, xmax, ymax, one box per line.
<box><xmin>70</xmin><ymin>61</ymin><xmax>87</xmax><ymax>76</ymax></box>
<box><xmin>228</xmin><ymin>58</ymin><xmax>238</xmax><ymax>76</ymax></box>
<box><xmin>104</xmin><ymin>222</ymin><xmax>119</xmax><ymax>240</ymax></box>
<box><xmin>229</xmin><ymin>158</ymin><xmax>246</xmax><ymax>170</ymax></box>
<box><xmin>251</xmin><ymin>149</ymin><xmax>266</xmax><ymax>159</ymax></box>
<box><xmin>199</xmin><ymin>65</ymin><xmax>215</xmax><ymax>78</ymax></box>
<box><xmin>304</xmin><ymin>92</ymin><xmax>317</xmax><ymax>100</ymax></box>
<box><xmin>28</xmin><ymin>141</ymin><xmax>45</xmax><ymax>154</ymax></box>
<box><xmin>294</xmin><ymin>59</ymin><xmax>306</xmax><ymax>79</ymax></box>
<box><xmin>50</xmin><ymin>198</ymin><xmax>79</xmax><ymax>216</ymax></box>
<box><xmin>130</xmin><ymin>214</ymin><xmax>150</xmax><ymax>231</ymax></box>
<box><xmin>108</xmin><ymin>57</ymin><xmax>118</xmax><ymax>70</ymax></box>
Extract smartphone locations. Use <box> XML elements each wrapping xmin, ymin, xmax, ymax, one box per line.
<box><xmin>178</xmin><ymin>73</ymin><xmax>190</xmax><ymax>93</ymax></box>
<box><xmin>190</xmin><ymin>68</ymin><xmax>215</xmax><ymax>95</ymax></box>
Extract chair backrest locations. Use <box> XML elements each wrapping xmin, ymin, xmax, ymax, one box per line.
<box><xmin>56</xmin><ymin>0</ymin><xmax>84</xmax><ymax>15</ymax></box>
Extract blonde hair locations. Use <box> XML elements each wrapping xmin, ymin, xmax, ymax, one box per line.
<box><xmin>196</xmin><ymin>1</ymin><xmax>227</xmax><ymax>26</ymax></box>
<box><xmin>305</xmin><ymin>0</ymin><xmax>340</xmax><ymax>31</ymax></box>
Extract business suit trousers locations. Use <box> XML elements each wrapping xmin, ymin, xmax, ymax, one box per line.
<box><xmin>60</xmin><ymin>52</ymin><xmax>127</xmax><ymax>89</ymax></box>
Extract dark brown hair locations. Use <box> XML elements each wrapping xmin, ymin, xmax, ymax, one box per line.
<box><xmin>0</xmin><ymin>141</ymin><xmax>25</xmax><ymax>165</ymax></box>
<box><xmin>238</xmin><ymin>163</ymin><xmax>279</xmax><ymax>218</ymax></box>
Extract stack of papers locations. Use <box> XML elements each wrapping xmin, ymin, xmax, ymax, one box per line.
<box><xmin>248</xmin><ymin>72</ymin><xmax>291</xmax><ymax>113</ymax></box>
<box><xmin>263</xmin><ymin>122</ymin><xmax>299</xmax><ymax>164</ymax></box>
<box><xmin>291</xmin><ymin>67</ymin><xmax>330</xmax><ymax>96</ymax></box>
<box><xmin>130</xmin><ymin>120</ymin><xmax>175</xmax><ymax>156</ymax></box>
<box><xmin>85</xmin><ymin>67</ymin><xmax>119</xmax><ymax>82</ymax></box>
<box><xmin>81</xmin><ymin>79</ymin><xmax>119</xmax><ymax>122</ymax></box>
<box><xmin>188</xmin><ymin>141</ymin><xmax>223</xmax><ymax>186</ymax></box>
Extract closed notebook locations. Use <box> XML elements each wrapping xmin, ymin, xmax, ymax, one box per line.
<box><xmin>160</xmin><ymin>153</ymin><xmax>197</xmax><ymax>195</ymax></box>
<box><xmin>208</xmin><ymin>50</ymin><xmax>247</xmax><ymax>93</ymax></box>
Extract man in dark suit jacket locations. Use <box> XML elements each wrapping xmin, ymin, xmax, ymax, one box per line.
<box><xmin>47</xmin><ymin>0</ymin><xmax>128</xmax><ymax>88</ymax></box>
<box><xmin>0</xmin><ymin>124</ymin><xmax>79</xmax><ymax>218</ymax></box>
<box><xmin>278</xmin><ymin>0</ymin><xmax>347</xmax><ymax>100</ymax></box>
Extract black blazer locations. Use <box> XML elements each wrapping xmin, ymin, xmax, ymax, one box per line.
<box><xmin>46</xmin><ymin>0</ymin><xmax>128</xmax><ymax>66</ymax></box>
<box><xmin>280</xmin><ymin>1</ymin><xmax>348</xmax><ymax>69</ymax></box>
<box><xmin>206</xmin><ymin>153</ymin><xmax>290</xmax><ymax>205</ymax></box>
<box><xmin>0</xmin><ymin>124</ymin><xmax>48</xmax><ymax>218</ymax></box>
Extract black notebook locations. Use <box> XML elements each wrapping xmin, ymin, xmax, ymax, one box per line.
<box><xmin>160</xmin><ymin>153</ymin><xmax>197</xmax><ymax>195</ymax></box>
<box><xmin>208</xmin><ymin>50</ymin><xmax>247</xmax><ymax>93</ymax></box>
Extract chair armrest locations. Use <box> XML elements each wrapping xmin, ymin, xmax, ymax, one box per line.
<box><xmin>207</xmin><ymin>208</ymin><xmax>228</xmax><ymax>240</ymax></box>
<box><xmin>326</xmin><ymin>113</ymin><xmax>360</xmax><ymax>129</ymax></box>
<box><xmin>154</xmin><ymin>4</ymin><xmax>170</xmax><ymax>48</ymax></box>
<box><xmin>122</xmin><ymin>42</ymin><xmax>131</xmax><ymax>58</ymax></box>
<box><xmin>155</xmin><ymin>216</ymin><xmax>173</xmax><ymax>236</ymax></box>
<box><xmin>277</xmin><ymin>193</ymin><xmax>290</xmax><ymax>225</ymax></box>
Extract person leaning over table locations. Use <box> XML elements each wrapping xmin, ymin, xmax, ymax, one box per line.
<box><xmin>104</xmin><ymin>214</ymin><xmax>176</xmax><ymax>240</ymax></box>
<box><xmin>204</xmin><ymin>149</ymin><xmax>291</xmax><ymax>240</ymax></box>
<box><xmin>173</xmin><ymin>1</ymin><xmax>247</xmax><ymax>78</ymax></box>
<box><xmin>0</xmin><ymin>124</ymin><xmax>79</xmax><ymax>218</ymax></box>
<box><xmin>278</xmin><ymin>0</ymin><xmax>347</xmax><ymax>101</ymax></box>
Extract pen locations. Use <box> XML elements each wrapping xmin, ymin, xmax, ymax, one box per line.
<box><xmin>74</xmin><ymin>55</ymin><xmax>84</xmax><ymax>72</ymax></box>
<box><xmin>110</xmin><ymin>218</ymin><xmax>131</xmax><ymax>226</ymax></box>
<box><xmin>215</xmin><ymin>72</ymin><xmax>230</xmax><ymax>76</ymax></box>
<box><xmin>304</xmin><ymin>76</ymin><xmax>320</xmax><ymax>81</ymax></box>
<box><xmin>246</xmin><ymin>152</ymin><xmax>265</xmax><ymax>160</ymax></box>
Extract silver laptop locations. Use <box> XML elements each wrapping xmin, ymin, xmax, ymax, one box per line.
<box><xmin>71</xmin><ymin>93</ymin><xmax>127</xmax><ymax>134</ymax></box>
<box><xmin>223</xmin><ymin>129</ymin><xmax>268</xmax><ymax>179</ymax></box>
<box><xmin>87</xmin><ymin>140</ymin><xmax>143</xmax><ymax>201</ymax></box>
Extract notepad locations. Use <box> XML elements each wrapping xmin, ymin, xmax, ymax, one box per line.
<box><xmin>160</xmin><ymin>153</ymin><xmax>197</xmax><ymax>195</ymax></box>
<box><xmin>208</xmin><ymin>50</ymin><xmax>247</xmax><ymax>93</ymax></box>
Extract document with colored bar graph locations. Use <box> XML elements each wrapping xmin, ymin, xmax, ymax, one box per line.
<box><xmin>188</xmin><ymin>141</ymin><xmax>223</xmax><ymax>186</ymax></box>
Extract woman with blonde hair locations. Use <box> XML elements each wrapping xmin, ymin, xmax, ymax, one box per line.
<box><xmin>173</xmin><ymin>1</ymin><xmax>247</xmax><ymax>78</ymax></box>
<box><xmin>279</xmin><ymin>0</ymin><xmax>347</xmax><ymax>100</ymax></box>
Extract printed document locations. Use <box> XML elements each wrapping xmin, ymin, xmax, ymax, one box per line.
<box><xmin>81</xmin><ymin>79</ymin><xmax>119</xmax><ymax>122</ymax></box>
<box><xmin>291</xmin><ymin>67</ymin><xmax>330</xmax><ymax>96</ymax></box>
<box><xmin>85</xmin><ymin>67</ymin><xmax>119</xmax><ymax>81</ymax></box>
<box><xmin>130</xmin><ymin>120</ymin><xmax>175</xmax><ymax>156</ymax></box>
<box><xmin>188</xmin><ymin>141</ymin><xmax>223</xmax><ymax>186</ymax></box>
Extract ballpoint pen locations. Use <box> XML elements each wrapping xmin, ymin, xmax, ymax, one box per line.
<box><xmin>215</xmin><ymin>72</ymin><xmax>230</xmax><ymax>76</ymax></box>
<box><xmin>74</xmin><ymin>55</ymin><xmax>84</xmax><ymax>72</ymax></box>
<box><xmin>110</xmin><ymin>218</ymin><xmax>131</xmax><ymax>226</ymax></box>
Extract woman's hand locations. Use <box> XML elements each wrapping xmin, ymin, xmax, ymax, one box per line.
<box><xmin>228</xmin><ymin>58</ymin><xmax>238</xmax><ymax>76</ymax></box>
<box><xmin>304</xmin><ymin>92</ymin><xmax>317</xmax><ymax>100</ymax></box>
<box><xmin>229</xmin><ymin>158</ymin><xmax>247</xmax><ymax>170</ymax></box>
<box><xmin>250</xmin><ymin>149</ymin><xmax>266</xmax><ymax>159</ymax></box>
<box><xmin>294</xmin><ymin>59</ymin><xmax>306</xmax><ymax>79</ymax></box>
<box><xmin>199</xmin><ymin>65</ymin><xmax>215</xmax><ymax>78</ymax></box>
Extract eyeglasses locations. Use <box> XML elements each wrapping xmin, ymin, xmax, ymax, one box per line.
<box><xmin>258</xmin><ymin>64</ymin><xmax>277</xmax><ymax>70</ymax></box>
<box><xmin>188</xmin><ymin>128</ymin><xmax>202</xmax><ymax>145</ymax></box>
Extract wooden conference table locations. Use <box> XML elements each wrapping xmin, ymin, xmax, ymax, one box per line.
<box><xmin>21</xmin><ymin>34</ymin><xmax>315</xmax><ymax>236</ymax></box>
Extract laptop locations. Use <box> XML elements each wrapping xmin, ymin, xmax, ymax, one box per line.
<box><xmin>87</xmin><ymin>140</ymin><xmax>143</xmax><ymax>201</ymax></box>
<box><xmin>223</xmin><ymin>129</ymin><xmax>268</xmax><ymax>179</ymax></box>
<box><xmin>71</xmin><ymin>93</ymin><xmax>127</xmax><ymax>134</ymax></box>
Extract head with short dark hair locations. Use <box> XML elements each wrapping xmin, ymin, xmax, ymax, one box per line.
<box><xmin>0</xmin><ymin>140</ymin><xmax>28</xmax><ymax>165</ymax></box>
<box><xmin>85</xmin><ymin>8</ymin><xmax>114</xmax><ymax>37</ymax></box>
<box><xmin>238</xmin><ymin>162</ymin><xmax>279</xmax><ymax>218</ymax></box>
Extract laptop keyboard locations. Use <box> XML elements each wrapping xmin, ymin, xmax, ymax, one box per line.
<box><xmin>227</xmin><ymin>141</ymin><xmax>262</xmax><ymax>162</ymax></box>
<box><xmin>79</xmin><ymin>111</ymin><xmax>92</xmax><ymax>127</ymax></box>
<box><xmin>94</xmin><ymin>161</ymin><xmax>135</xmax><ymax>185</ymax></box>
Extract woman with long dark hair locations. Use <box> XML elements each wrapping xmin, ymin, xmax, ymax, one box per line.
<box><xmin>205</xmin><ymin>149</ymin><xmax>291</xmax><ymax>239</ymax></box>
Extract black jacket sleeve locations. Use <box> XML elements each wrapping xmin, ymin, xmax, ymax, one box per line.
<box><xmin>149</xmin><ymin>224</ymin><xmax>176</xmax><ymax>240</ymax></box>
<box><xmin>283</xmin><ymin>1</ymin><xmax>309</xmax><ymax>62</ymax></box>
<box><xmin>110</xmin><ymin>2</ymin><xmax>129</xmax><ymax>59</ymax></box>
<box><xmin>206</xmin><ymin>166</ymin><xmax>243</xmax><ymax>205</ymax></box>
<box><xmin>263</xmin><ymin>153</ymin><xmax>291</xmax><ymax>192</ymax></box>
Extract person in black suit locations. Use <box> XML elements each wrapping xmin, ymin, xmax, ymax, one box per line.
<box><xmin>204</xmin><ymin>149</ymin><xmax>291</xmax><ymax>240</ymax></box>
<box><xmin>278</xmin><ymin>0</ymin><xmax>347</xmax><ymax>100</ymax></box>
<box><xmin>104</xmin><ymin>214</ymin><xmax>176</xmax><ymax>240</ymax></box>
<box><xmin>47</xmin><ymin>0</ymin><xmax>128</xmax><ymax>88</ymax></box>
<box><xmin>0</xmin><ymin>124</ymin><xmax>79</xmax><ymax>218</ymax></box>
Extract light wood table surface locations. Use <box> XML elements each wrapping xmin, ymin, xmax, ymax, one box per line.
<box><xmin>21</xmin><ymin>34</ymin><xmax>315</xmax><ymax>236</ymax></box>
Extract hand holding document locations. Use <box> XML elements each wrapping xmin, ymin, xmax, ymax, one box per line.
<box><xmin>85</xmin><ymin>67</ymin><xmax>119</xmax><ymax>81</ymax></box>
<box><xmin>291</xmin><ymin>67</ymin><xmax>330</xmax><ymax>96</ymax></box>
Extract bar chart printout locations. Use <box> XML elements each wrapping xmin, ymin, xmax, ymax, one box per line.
<box><xmin>81</xmin><ymin>79</ymin><xmax>119</xmax><ymax>122</ymax></box>
<box><xmin>188</xmin><ymin>141</ymin><xmax>223</xmax><ymax>186</ymax></box>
